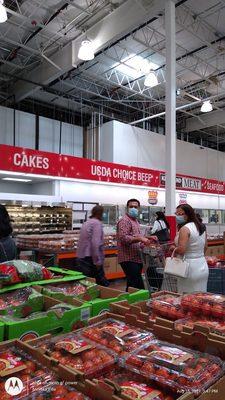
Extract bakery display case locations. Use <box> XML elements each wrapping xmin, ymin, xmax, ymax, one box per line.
<box><xmin>6</xmin><ymin>205</ymin><xmax>72</xmax><ymax>235</ymax></box>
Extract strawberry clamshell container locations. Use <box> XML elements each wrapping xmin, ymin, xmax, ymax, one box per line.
<box><xmin>120</xmin><ymin>339</ymin><xmax>225</xmax><ymax>396</ymax></box>
<box><xmin>79</xmin><ymin>318</ymin><xmax>155</xmax><ymax>356</ymax></box>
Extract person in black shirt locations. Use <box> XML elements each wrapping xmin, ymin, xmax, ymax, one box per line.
<box><xmin>0</xmin><ymin>204</ymin><xmax>16</xmax><ymax>262</ymax></box>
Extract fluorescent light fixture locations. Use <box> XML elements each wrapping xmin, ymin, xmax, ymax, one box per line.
<box><xmin>116</xmin><ymin>54</ymin><xmax>159</xmax><ymax>79</ymax></box>
<box><xmin>0</xmin><ymin>0</ymin><xmax>7</xmax><ymax>23</ymax></box>
<box><xmin>144</xmin><ymin>71</ymin><xmax>158</xmax><ymax>87</ymax></box>
<box><xmin>2</xmin><ymin>177</ymin><xmax>32</xmax><ymax>183</ymax></box>
<box><xmin>201</xmin><ymin>100</ymin><xmax>213</xmax><ymax>112</ymax></box>
<box><xmin>78</xmin><ymin>39</ymin><xmax>94</xmax><ymax>61</ymax></box>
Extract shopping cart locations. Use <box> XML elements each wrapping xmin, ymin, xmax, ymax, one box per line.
<box><xmin>141</xmin><ymin>242</ymin><xmax>178</xmax><ymax>293</ymax></box>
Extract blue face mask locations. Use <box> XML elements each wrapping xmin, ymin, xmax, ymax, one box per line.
<box><xmin>128</xmin><ymin>207</ymin><xmax>139</xmax><ymax>219</ymax></box>
<box><xmin>176</xmin><ymin>215</ymin><xmax>186</xmax><ymax>224</ymax></box>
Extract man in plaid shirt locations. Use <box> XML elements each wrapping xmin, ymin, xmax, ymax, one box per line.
<box><xmin>117</xmin><ymin>199</ymin><xmax>150</xmax><ymax>291</ymax></box>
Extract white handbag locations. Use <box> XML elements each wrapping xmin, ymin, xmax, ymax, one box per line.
<box><xmin>164</xmin><ymin>249</ymin><xmax>189</xmax><ymax>278</ymax></box>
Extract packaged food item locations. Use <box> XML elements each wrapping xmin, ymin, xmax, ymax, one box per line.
<box><xmin>37</xmin><ymin>332</ymin><xmax>116</xmax><ymax>378</ymax></box>
<box><xmin>0</xmin><ymin>260</ymin><xmax>54</xmax><ymax>285</ymax></box>
<box><xmin>0</xmin><ymin>264</ymin><xmax>21</xmax><ymax>285</ymax></box>
<box><xmin>43</xmin><ymin>279</ymin><xmax>99</xmax><ymax>301</ymax></box>
<box><xmin>123</xmin><ymin>339</ymin><xmax>225</xmax><ymax>394</ymax></box>
<box><xmin>97</xmin><ymin>368</ymin><xmax>174</xmax><ymax>400</ymax></box>
<box><xmin>0</xmin><ymin>287</ymin><xmax>44</xmax><ymax>318</ymax></box>
<box><xmin>206</xmin><ymin>256</ymin><xmax>219</xmax><ymax>267</ymax></box>
<box><xmin>181</xmin><ymin>293</ymin><xmax>225</xmax><ymax>319</ymax></box>
<box><xmin>148</xmin><ymin>294</ymin><xmax>185</xmax><ymax>320</ymax></box>
<box><xmin>0</xmin><ymin>303</ymin><xmax>75</xmax><ymax>322</ymax></box>
<box><xmin>81</xmin><ymin>319</ymin><xmax>155</xmax><ymax>356</ymax></box>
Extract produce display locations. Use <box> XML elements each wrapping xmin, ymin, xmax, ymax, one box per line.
<box><xmin>42</xmin><ymin>279</ymin><xmax>99</xmax><ymax>301</ymax></box>
<box><xmin>123</xmin><ymin>339</ymin><xmax>225</xmax><ymax>395</ymax></box>
<box><xmin>97</xmin><ymin>368</ymin><xmax>174</xmax><ymax>400</ymax></box>
<box><xmin>37</xmin><ymin>332</ymin><xmax>116</xmax><ymax>377</ymax></box>
<box><xmin>17</xmin><ymin>232</ymin><xmax>117</xmax><ymax>251</ymax></box>
<box><xmin>0</xmin><ymin>260</ymin><xmax>53</xmax><ymax>285</ymax></box>
<box><xmin>0</xmin><ymin>287</ymin><xmax>43</xmax><ymax>318</ymax></box>
<box><xmin>81</xmin><ymin>319</ymin><xmax>155</xmax><ymax>356</ymax></box>
<box><xmin>181</xmin><ymin>293</ymin><xmax>225</xmax><ymax>319</ymax></box>
<box><xmin>147</xmin><ymin>294</ymin><xmax>185</xmax><ymax>321</ymax></box>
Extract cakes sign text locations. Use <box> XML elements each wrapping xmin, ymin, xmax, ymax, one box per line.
<box><xmin>13</xmin><ymin>153</ymin><xmax>49</xmax><ymax>170</ymax></box>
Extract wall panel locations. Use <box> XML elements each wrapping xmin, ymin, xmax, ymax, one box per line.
<box><xmin>39</xmin><ymin>116</ymin><xmax>60</xmax><ymax>153</ymax></box>
<box><xmin>15</xmin><ymin>110</ymin><xmax>35</xmax><ymax>148</ymax></box>
<box><xmin>0</xmin><ymin>106</ymin><xmax>14</xmax><ymax>145</ymax></box>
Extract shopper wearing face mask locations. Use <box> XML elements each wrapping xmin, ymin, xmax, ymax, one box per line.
<box><xmin>173</xmin><ymin>204</ymin><xmax>208</xmax><ymax>293</ymax></box>
<box><xmin>117</xmin><ymin>199</ymin><xmax>150</xmax><ymax>291</ymax></box>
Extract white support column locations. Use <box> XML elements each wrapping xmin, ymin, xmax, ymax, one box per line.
<box><xmin>165</xmin><ymin>0</ymin><xmax>176</xmax><ymax>216</ymax></box>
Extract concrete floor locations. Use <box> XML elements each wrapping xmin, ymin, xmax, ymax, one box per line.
<box><xmin>109</xmin><ymin>278</ymin><xmax>126</xmax><ymax>291</ymax></box>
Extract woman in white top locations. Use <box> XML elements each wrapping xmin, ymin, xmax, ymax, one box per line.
<box><xmin>151</xmin><ymin>211</ymin><xmax>170</xmax><ymax>243</ymax></box>
<box><xmin>174</xmin><ymin>204</ymin><xmax>208</xmax><ymax>293</ymax></box>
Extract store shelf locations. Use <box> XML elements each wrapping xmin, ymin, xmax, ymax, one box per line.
<box><xmin>208</xmin><ymin>240</ymin><xmax>224</xmax><ymax>246</ymax></box>
<box><xmin>7</xmin><ymin>205</ymin><xmax>72</xmax><ymax>235</ymax></box>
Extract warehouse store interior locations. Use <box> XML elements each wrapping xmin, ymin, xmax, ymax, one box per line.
<box><xmin>0</xmin><ymin>0</ymin><xmax>225</xmax><ymax>399</ymax></box>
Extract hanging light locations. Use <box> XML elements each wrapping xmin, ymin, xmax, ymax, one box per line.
<box><xmin>78</xmin><ymin>39</ymin><xmax>94</xmax><ymax>61</ymax></box>
<box><xmin>144</xmin><ymin>71</ymin><xmax>158</xmax><ymax>87</ymax></box>
<box><xmin>0</xmin><ymin>0</ymin><xmax>7</xmax><ymax>23</ymax></box>
<box><xmin>201</xmin><ymin>100</ymin><xmax>213</xmax><ymax>113</ymax></box>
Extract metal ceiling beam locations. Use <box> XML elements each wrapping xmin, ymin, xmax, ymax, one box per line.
<box><xmin>130</xmin><ymin>91</ymin><xmax>225</xmax><ymax>125</ymax></box>
<box><xmin>13</xmin><ymin>0</ymin><xmax>166</xmax><ymax>102</ymax></box>
<box><xmin>5</xmin><ymin>7</ymin><xmax>65</xmax><ymax>38</ymax></box>
<box><xmin>186</xmin><ymin>109</ymin><xmax>225</xmax><ymax>132</ymax></box>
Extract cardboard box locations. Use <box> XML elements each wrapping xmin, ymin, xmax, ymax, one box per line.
<box><xmin>0</xmin><ymin>287</ymin><xmax>44</xmax><ymax>318</ymax></box>
<box><xmin>26</xmin><ymin>317</ymin><xmax>224</xmax><ymax>400</ymax></box>
<box><xmin>104</xmin><ymin>256</ymin><xmax>117</xmax><ymax>275</ymax></box>
<box><xmin>109</xmin><ymin>300</ymin><xmax>152</xmax><ymax>328</ymax></box>
<box><xmin>87</xmin><ymin>286</ymin><xmax>128</xmax><ymax>316</ymax></box>
<box><xmin>0</xmin><ymin>322</ymin><xmax>4</xmax><ymax>342</ymax></box>
<box><xmin>0</xmin><ymin>339</ymin><xmax>93</xmax><ymax>398</ymax></box>
<box><xmin>0</xmin><ymin>295</ymin><xmax>91</xmax><ymax>341</ymax></box>
<box><xmin>152</xmin><ymin>317</ymin><xmax>225</xmax><ymax>360</ymax></box>
<box><xmin>87</xmin><ymin>310</ymin><xmax>150</xmax><ymax>331</ymax></box>
<box><xmin>127</xmin><ymin>287</ymin><xmax>150</xmax><ymax>303</ymax></box>
<box><xmin>48</xmin><ymin>266</ymin><xmax>84</xmax><ymax>276</ymax></box>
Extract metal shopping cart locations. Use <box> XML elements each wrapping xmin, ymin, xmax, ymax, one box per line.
<box><xmin>141</xmin><ymin>242</ymin><xmax>178</xmax><ymax>293</ymax></box>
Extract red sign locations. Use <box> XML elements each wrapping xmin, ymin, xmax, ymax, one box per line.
<box><xmin>0</xmin><ymin>144</ymin><xmax>225</xmax><ymax>195</ymax></box>
<box><xmin>0</xmin><ymin>144</ymin><xmax>160</xmax><ymax>187</ymax></box>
